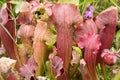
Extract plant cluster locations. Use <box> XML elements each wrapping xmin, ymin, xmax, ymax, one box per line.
<box><xmin>0</xmin><ymin>0</ymin><xmax>120</xmax><ymax>80</ymax></box>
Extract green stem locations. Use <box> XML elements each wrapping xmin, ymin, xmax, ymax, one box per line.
<box><xmin>110</xmin><ymin>0</ymin><xmax>120</xmax><ymax>10</ymax></box>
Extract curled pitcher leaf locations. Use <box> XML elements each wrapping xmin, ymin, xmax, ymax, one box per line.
<box><xmin>78</xmin><ymin>34</ymin><xmax>101</xmax><ymax>80</ymax></box>
<box><xmin>78</xmin><ymin>34</ymin><xmax>101</xmax><ymax>54</ymax></box>
<box><xmin>74</xmin><ymin>19</ymin><xmax>97</xmax><ymax>42</ymax></box>
<box><xmin>95</xmin><ymin>7</ymin><xmax>118</xmax><ymax>63</ymax></box>
<box><xmin>33</xmin><ymin>21</ymin><xmax>56</xmax><ymax>75</ymax></box>
<box><xmin>19</xmin><ymin>56</ymin><xmax>38</xmax><ymax>80</ymax></box>
<box><xmin>33</xmin><ymin>21</ymin><xmax>47</xmax><ymax>75</ymax></box>
<box><xmin>17</xmin><ymin>24</ymin><xmax>35</xmax><ymax>45</ymax></box>
<box><xmin>101</xmin><ymin>49</ymin><xmax>117</xmax><ymax>66</ymax></box>
<box><xmin>74</xmin><ymin>19</ymin><xmax>101</xmax><ymax>80</ymax></box>
<box><xmin>15</xmin><ymin>0</ymin><xmax>42</xmax><ymax>24</ymax></box>
<box><xmin>17</xmin><ymin>24</ymin><xmax>35</xmax><ymax>38</ymax></box>
<box><xmin>17</xmin><ymin>24</ymin><xmax>34</xmax><ymax>64</ymax></box>
<box><xmin>49</xmin><ymin>54</ymin><xmax>64</xmax><ymax>78</ymax></box>
<box><xmin>15</xmin><ymin>0</ymin><xmax>44</xmax><ymax>24</ymax></box>
<box><xmin>46</xmin><ymin>3</ymin><xmax>83</xmax><ymax>76</ymax></box>
<box><xmin>20</xmin><ymin>64</ymin><xmax>37</xmax><ymax>80</ymax></box>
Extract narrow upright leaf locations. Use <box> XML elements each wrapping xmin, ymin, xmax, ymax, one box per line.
<box><xmin>46</xmin><ymin>3</ymin><xmax>83</xmax><ymax>77</ymax></box>
<box><xmin>33</xmin><ymin>21</ymin><xmax>56</xmax><ymax>75</ymax></box>
<box><xmin>95</xmin><ymin>7</ymin><xmax>118</xmax><ymax>63</ymax></box>
<box><xmin>74</xmin><ymin>19</ymin><xmax>100</xmax><ymax>80</ymax></box>
<box><xmin>0</xmin><ymin>20</ymin><xmax>20</xmax><ymax>70</ymax></box>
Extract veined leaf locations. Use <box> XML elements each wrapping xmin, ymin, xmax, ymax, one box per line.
<box><xmin>95</xmin><ymin>7</ymin><xmax>118</xmax><ymax>63</ymax></box>
<box><xmin>0</xmin><ymin>20</ymin><xmax>21</xmax><ymax>70</ymax></box>
<box><xmin>74</xmin><ymin>19</ymin><xmax>100</xmax><ymax>80</ymax></box>
<box><xmin>19</xmin><ymin>55</ymin><xmax>38</xmax><ymax>80</ymax></box>
<box><xmin>95</xmin><ymin>6</ymin><xmax>118</xmax><ymax>80</ymax></box>
<box><xmin>33</xmin><ymin>21</ymin><xmax>56</xmax><ymax>75</ymax></box>
<box><xmin>46</xmin><ymin>3</ymin><xmax>83</xmax><ymax>78</ymax></box>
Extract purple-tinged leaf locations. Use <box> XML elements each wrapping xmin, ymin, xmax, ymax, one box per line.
<box><xmin>95</xmin><ymin>7</ymin><xmax>118</xmax><ymax>63</ymax></box>
<box><xmin>74</xmin><ymin>19</ymin><xmax>97</xmax><ymax>42</ymax></box>
<box><xmin>49</xmin><ymin>55</ymin><xmax>64</xmax><ymax>78</ymax></box>
<box><xmin>101</xmin><ymin>49</ymin><xmax>117</xmax><ymax>66</ymax></box>
<box><xmin>19</xmin><ymin>56</ymin><xmax>37</xmax><ymax>80</ymax></box>
<box><xmin>48</xmin><ymin>47</ymin><xmax>69</xmax><ymax>80</ymax></box>
<box><xmin>46</xmin><ymin>3</ymin><xmax>83</xmax><ymax>76</ymax></box>
<box><xmin>0</xmin><ymin>20</ymin><xmax>20</xmax><ymax>70</ymax></box>
<box><xmin>78</xmin><ymin>34</ymin><xmax>101</xmax><ymax>54</ymax></box>
<box><xmin>74</xmin><ymin>19</ymin><xmax>100</xmax><ymax>80</ymax></box>
<box><xmin>0</xmin><ymin>20</ymin><xmax>15</xmax><ymax>57</ymax></box>
<box><xmin>27</xmin><ymin>55</ymin><xmax>36</xmax><ymax>65</ymax></box>
<box><xmin>78</xmin><ymin>33</ymin><xmax>101</xmax><ymax>80</ymax></box>
<box><xmin>20</xmin><ymin>64</ymin><xmax>36</xmax><ymax>80</ymax></box>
